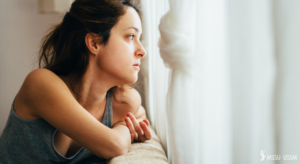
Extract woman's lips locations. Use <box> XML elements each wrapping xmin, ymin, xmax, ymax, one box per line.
<box><xmin>133</xmin><ymin>63</ymin><xmax>140</xmax><ymax>70</ymax></box>
<box><xmin>133</xmin><ymin>66</ymin><xmax>140</xmax><ymax>70</ymax></box>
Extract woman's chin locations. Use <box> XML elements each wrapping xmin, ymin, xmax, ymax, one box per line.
<box><xmin>128</xmin><ymin>77</ymin><xmax>138</xmax><ymax>84</ymax></box>
<box><xmin>126</xmin><ymin>75</ymin><xmax>138</xmax><ymax>84</ymax></box>
<box><xmin>117</xmin><ymin>75</ymin><xmax>138</xmax><ymax>85</ymax></box>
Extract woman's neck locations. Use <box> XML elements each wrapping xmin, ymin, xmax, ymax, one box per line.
<box><xmin>59</xmin><ymin>72</ymin><xmax>112</xmax><ymax>113</ymax></box>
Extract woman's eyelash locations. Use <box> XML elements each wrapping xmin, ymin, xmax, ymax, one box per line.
<box><xmin>129</xmin><ymin>34</ymin><xmax>135</xmax><ymax>40</ymax></box>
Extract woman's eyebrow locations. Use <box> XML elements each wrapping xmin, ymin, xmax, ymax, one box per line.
<box><xmin>124</xmin><ymin>26</ymin><xmax>140</xmax><ymax>33</ymax></box>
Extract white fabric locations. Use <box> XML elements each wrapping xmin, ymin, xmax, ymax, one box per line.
<box><xmin>158</xmin><ymin>0</ymin><xmax>197</xmax><ymax>164</ymax></box>
<box><xmin>154</xmin><ymin>0</ymin><xmax>300</xmax><ymax>164</ymax></box>
<box><xmin>159</xmin><ymin>13</ymin><xmax>195</xmax><ymax>74</ymax></box>
<box><xmin>226</xmin><ymin>0</ymin><xmax>276</xmax><ymax>163</ymax></box>
<box><xmin>140</xmin><ymin>0</ymin><xmax>170</xmax><ymax>157</ymax></box>
<box><xmin>273</xmin><ymin>0</ymin><xmax>300</xmax><ymax>161</ymax></box>
<box><xmin>140</xmin><ymin>0</ymin><xmax>155</xmax><ymax>131</ymax></box>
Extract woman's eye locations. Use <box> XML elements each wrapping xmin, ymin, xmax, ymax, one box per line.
<box><xmin>128</xmin><ymin>34</ymin><xmax>135</xmax><ymax>40</ymax></box>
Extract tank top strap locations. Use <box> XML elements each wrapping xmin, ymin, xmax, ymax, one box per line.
<box><xmin>101</xmin><ymin>88</ymin><xmax>113</xmax><ymax>128</ymax></box>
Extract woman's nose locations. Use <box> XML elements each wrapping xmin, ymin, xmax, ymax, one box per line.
<box><xmin>136</xmin><ymin>43</ymin><xmax>147</xmax><ymax>58</ymax></box>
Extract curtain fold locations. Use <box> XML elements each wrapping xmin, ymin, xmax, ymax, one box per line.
<box><xmin>142</xmin><ymin>0</ymin><xmax>300</xmax><ymax>163</ymax></box>
<box><xmin>273</xmin><ymin>0</ymin><xmax>300</xmax><ymax>161</ymax></box>
<box><xmin>140</xmin><ymin>0</ymin><xmax>170</xmax><ymax>155</ymax></box>
<box><xmin>140</xmin><ymin>0</ymin><xmax>155</xmax><ymax>131</ymax></box>
<box><xmin>158</xmin><ymin>0</ymin><xmax>197</xmax><ymax>163</ymax></box>
<box><xmin>227</xmin><ymin>0</ymin><xmax>276</xmax><ymax>163</ymax></box>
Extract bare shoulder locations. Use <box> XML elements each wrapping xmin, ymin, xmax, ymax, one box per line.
<box><xmin>19</xmin><ymin>68</ymin><xmax>69</xmax><ymax>99</ymax></box>
<box><xmin>112</xmin><ymin>86</ymin><xmax>141</xmax><ymax>113</ymax></box>
<box><xmin>23</xmin><ymin>68</ymin><xmax>66</xmax><ymax>89</ymax></box>
<box><xmin>15</xmin><ymin>68</ymin><xmax>70</xmax><ymax>120</ymax></box>
<box><xmin>112</xmin><ymin>86</ymin><xmax>143</xmax><ymax>124</ymax></box>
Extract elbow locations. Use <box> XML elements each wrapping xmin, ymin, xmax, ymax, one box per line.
<box><xmin>114</xmin><ymin>146</ymin><xmax>128</xmax><ymax>157</ymax></box>
<box><xmin>113</xmin><ymin>136</ymin><xmax>130</xmax><ymax>157</ymax></box>
<box><xmin>100</xmin><ymin>136</ymin><xmax>129</xmax><ymax>159</ymax></box>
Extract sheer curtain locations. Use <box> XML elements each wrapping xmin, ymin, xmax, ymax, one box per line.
<box><xmin>141</xmin><ymin>0</ymin><xmax>300</xmax><ymax>163</ymax></box>
<box><xmin>140</xmin><ymin>0</ymin><xmax>170</xmax><ymax>157</ymax></box>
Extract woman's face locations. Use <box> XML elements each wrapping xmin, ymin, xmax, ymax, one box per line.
<box><xmin>95</xmin><ymin>6</ymin><xmax>146</xmax><ymax>85</ymax></box>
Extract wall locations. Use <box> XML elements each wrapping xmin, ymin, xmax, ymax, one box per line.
<box><xmin>0</xmin><ymin>0</ymin><xmax>63</xmax><ymax>135</ymax></box>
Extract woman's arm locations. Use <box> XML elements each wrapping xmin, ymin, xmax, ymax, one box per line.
<box><xmin>112</xmin><ymin>87</ymin><xmax>152</xmax><ymax>143</ymax></box>
<box><xmin>18</xmin><ymin>69</ymin><xmax>130</xmax><ymax>159</ymax></box>
<box><xmin>111</xmin><ymin>120</ymin><xmax>131</xmax><ymax>153</ymax></box>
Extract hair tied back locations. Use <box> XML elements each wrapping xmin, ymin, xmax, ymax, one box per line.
<box><xmin>63</xmin><ymin>12</ymin><xmax>76</xmax><ymax>25</ymax></box>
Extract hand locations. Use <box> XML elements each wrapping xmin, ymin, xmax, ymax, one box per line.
<box><xmin>125</xmin><ymin>112</ymin><xmax>152</xmax><ymax>143</ymax></box>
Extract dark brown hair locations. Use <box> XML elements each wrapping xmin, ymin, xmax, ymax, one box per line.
<box><xmin>39</xmin><ymin>0</ymin><xmax>141</xmax><ymax>100</ymax></box>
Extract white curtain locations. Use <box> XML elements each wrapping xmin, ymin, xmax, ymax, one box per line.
<box><xmin>141</xmin><ymin>0</ymin><xmax>300</xmax><ymax>163</ymax></box>
<box><xmin>158</xmin><ymin>0</ymin><xmax>197</xmax><ymax>164</ymax></box>
<box><xmin>272</xmin><ymin>0</ymin><xmax>300</xmax><ymax>162</ymax></box>
<box><xmin>140</xmin><ymin>0</ymin><xmax>170</xmax><ymax>156</ymax></box>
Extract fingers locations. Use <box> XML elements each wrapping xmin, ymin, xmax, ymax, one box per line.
<box><xmin>125</xmin><ymin>117</ymin><xmax>138</xmax><ymax>141</ymax></box>
<box><xmin>127</xmin><ymin>113</ymin><xmax>144</xmax><ymax>136</ymax></box>
<box><xmin>143</xmin><ymin>119</ymin><xmax>150</xmax><ymax>126</ymax></box>
<box><xmin>126</xmin><ymin>112</ymin><xmax>152</xmax><ymax>143</ymax></box>
<box><xmin>131</xmin><ymin>134</ymin><xmax>134</xmax><ymax>143</ymax></box>
<box><xmin>140</xmin><ymin>121</ymin><xmax>152</xmax><ymax>140</ymax></box>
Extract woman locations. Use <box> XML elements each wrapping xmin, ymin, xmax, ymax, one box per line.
<box><xmin>0</xmin><ymin>0</ymin><xmax>152</xmax><ymax>163</ymax></box>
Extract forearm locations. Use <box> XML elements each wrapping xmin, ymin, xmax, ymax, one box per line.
<box><xmin>111</xmin><ymin>121</ymin><xmax>131</xmax><ymax>155</ymax></box>
<box><xmin>90</xmin><ymin>121</ymin><xmax>131</xmax><ymax>160</ymax></box>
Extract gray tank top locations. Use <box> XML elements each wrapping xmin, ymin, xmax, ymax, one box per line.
<box><xmin>0</xmin><ymin>89</ymin><xmax>113</xmax><ymax>164</ymax></box>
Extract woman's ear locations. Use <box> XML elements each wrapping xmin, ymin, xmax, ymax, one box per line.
<box><xmin>85</xmin><ymin>33</ymin><xmax>101</xmax><ymax>55</ymax></box>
